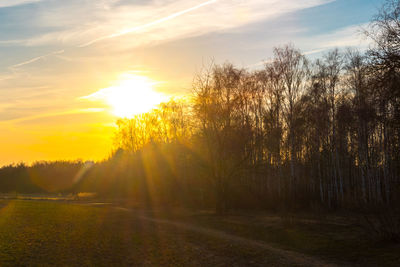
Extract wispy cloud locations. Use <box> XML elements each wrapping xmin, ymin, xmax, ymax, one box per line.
<box><xmin>0</xmin><ymin>40</ymin><xmax>26</xmax><ymax>46</ymax></box>
<box><xmin>245</xmin><ymin>22</ymin><xmax>370</xmax><ymax>68</ymax></box>
<box><xmin>299</xmin><ymin>23</ymin><xmax>370</xmax><ymax>54</ymax></box>
<box><xmin>88</xmin><ymin>0</ymin><xmax>333</xmax><ymax>52</ymax></box>
<box><xmin>80</xmin><ymin>0</ymin><xmax>218</xmax><ymax>47</ymax></box>
<box><xmin>10</xmin><ymin>50</ymin><xmax>65</xmax><ymax>69</ymax></box>
<box><xmin>0</xmin><ymin>74</ymin><xmax>14</xmax><ymax>81</ymax></box>
<box><xmin>4</xmin><ymin>0</ymin><xmax>334</xmax><ymax>48</ymax></box>
<box><xmin>4</xmin><ymin>0</ymin><xmax>333</xmax><ymax>71</ymax></box>
<box><xmin>0</xmin><ymin>0</ymin><xmax>42</xmax><ymax>8</ymax></box>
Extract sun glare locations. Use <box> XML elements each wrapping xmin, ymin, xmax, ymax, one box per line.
<box><xmin>83</xmin><ymin>74</ymin><xmax>167</xmax><ymax>118</ymax></box>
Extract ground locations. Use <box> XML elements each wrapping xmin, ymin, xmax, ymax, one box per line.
<box><xmin>0</xmin><ymin>200</ymin><xmax>399</xmax><ymax>266</ymax></box>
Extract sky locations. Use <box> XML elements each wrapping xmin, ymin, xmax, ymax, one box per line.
<box><xmin>0</xmin><ymin>0</ymin><xmax>385</xmax><ymax>166</ymax></box>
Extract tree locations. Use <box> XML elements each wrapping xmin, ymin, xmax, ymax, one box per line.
<box><xmin>272</xmin><ymin>45</ymin><xmax>308</xmax><ymax>196</ymax></box>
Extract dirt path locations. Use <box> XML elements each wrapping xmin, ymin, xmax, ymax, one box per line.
<box><xmin>114</xmin><ymin>207</ymin><xmax>339</xmax><ymax>267</ymax></box>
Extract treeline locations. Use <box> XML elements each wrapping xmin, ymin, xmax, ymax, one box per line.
<box><xmin>0</xmin><ymin>1</ymin><xmax>399</xmax><ymax>212</ymax></box>
<box><xmin>0</xmin><ymin>161</ymin><xmax>86</xmax><ymax>194</ymax></box>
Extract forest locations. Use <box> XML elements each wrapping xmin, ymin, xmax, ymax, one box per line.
<box><xmin>1</xmin><ymin>1</ymin><xmax>399</xmax><ymax>215</ymax></box>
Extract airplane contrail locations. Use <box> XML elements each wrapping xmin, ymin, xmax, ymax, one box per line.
<box><xmin>6</xmin><ymin>0</ymin><xmax>218</xmax><ymax>70</ymax></box>
<box><xmin>79</xmin><ymin>0</ymin><xmax>218</xmax><ymax>47</ymax></box>
<box><xmin>10</xmin><ymin>50</ymin><xmax>64</xmax><ymax>69</ymax></box>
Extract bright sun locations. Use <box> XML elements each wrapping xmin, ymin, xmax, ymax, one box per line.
<box><xmin>83</xmin><ymin>74</ymin><xmax>168</xmax><ymax>118</ymax></box>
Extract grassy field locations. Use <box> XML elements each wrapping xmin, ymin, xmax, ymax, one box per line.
<box><xmin>0</xmin><ymin>200</ymin><xmax>399</xmax><ymax>266</ymax></box>
<box><xmin>157</xmin><ymin>210</ymin><xmax>400</xmax><ymax>266</ymax></box>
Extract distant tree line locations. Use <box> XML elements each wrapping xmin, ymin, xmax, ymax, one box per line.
<box><xmin>0</xmin><ymin>161</ymin><xmax>84</xmax><ymax>194</ymax></box>
<box><xmin>0</xmin><ymin>0</ymin><xmax>399</xmax><ymax>212</ymax></box>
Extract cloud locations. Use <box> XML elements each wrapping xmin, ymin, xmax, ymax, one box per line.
<box><xmin>0</xmin><ymin>0</ymin><xmax>42</xmax><ymax>8</ymax></box>
<box><xmin>0</xmin><ymin>74</ymin><xmax>14</xmax><ymax>81</ymax></box>
<box><xmin>299</xmin><ymin>23</ymin><xmax>371</xmax><ymax>55</ymax></box>
<box><xmin>84</xmin><ymin>0</ymin><xmax>334</xmax><ymax>50</ymax></box>
<box><xmin>245</xmin><ymin>23</ymin><xmax>371</xmax><ymax>68</ymax></box>
<box><xmin>80</xmin><ymin>0</ymin><xmax>218</xmax><ymax>47</ymax></box>
<box><xmin>10</xmin><ymin>50</ymin><xmax>64</xmax><ymax>69</ymax></box>
<box><xmin>0</xmin><ymin>40</ymin><xmax>26</xmax><ymax>46</ymax></box>
<box><xmin>3</xmin><ymin>0</ymin><xmax>334</xmax><ymax>48</ymax></box>
<box><xmin>3</xmin><ymin>0</ymin><xmax>334</xmax><ymax>72</ymax></box>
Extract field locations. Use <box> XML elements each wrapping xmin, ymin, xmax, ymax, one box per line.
<box><xmin>0</xmin><ymin>200</ymin><xmax>399</xmax><ymax>266</ymax></box>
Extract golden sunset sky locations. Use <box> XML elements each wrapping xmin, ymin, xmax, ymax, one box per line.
<box><xmin>0</xmin><ymin>0</ymin><xmax>382</xmax><ymax>166</ymax></box>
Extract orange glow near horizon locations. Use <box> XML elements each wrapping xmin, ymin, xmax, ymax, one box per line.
<box><xmin>82</xmin><ymin>74</ymin><xmax>168</xmax><ymax>118</ymax></box>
